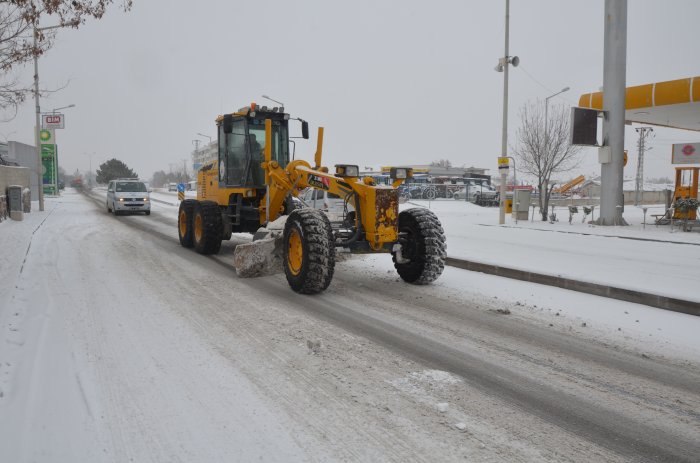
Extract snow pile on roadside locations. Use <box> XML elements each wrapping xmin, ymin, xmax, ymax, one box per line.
<box><xmin>400</xmin><ymin>200</ymin><xmax>700</xmax><ymax>302</ymax></box>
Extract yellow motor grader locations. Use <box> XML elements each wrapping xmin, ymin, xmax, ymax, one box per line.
<box><xmin>178</xmin><ymin>103</ymin><xmax>446</xmax><ymax>294</ymax></box>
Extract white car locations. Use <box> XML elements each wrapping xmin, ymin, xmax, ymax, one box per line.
<box><xmin>106</xmin><ymin>179</ymin><xmax>151</xmax><ymax>215</ymax></box>
<box><xmin>452</xmin><ymin>182</ymin><xmax>498</xmax><ymax>204</ymax></box>
<box><xmin>299</xmin><ymin>188</ymin><xmax>353</xmax><ymax>222</ymax></box>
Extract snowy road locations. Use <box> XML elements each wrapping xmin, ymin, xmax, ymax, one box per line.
<box><xmin>1</xmin><ymin>189</ymin><xmax>699</xmax><ymax>462</ymax></box>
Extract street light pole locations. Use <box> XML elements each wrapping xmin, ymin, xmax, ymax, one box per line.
<box><xmin>33</xmin><ymin>21</ymin><xmax>78</xmax><ymax>211</ymax></box>
<box><xmin>495</xmin><ymin>0</ymin><xmax>519</xmax><ymax>224</ymax></box>
<box><xmin>543</xmin><ymin>87</ymin><xmax>570</xmax><ymax>197</ymax></box>
<box><xmin>544</xmin><ymin>87</ymin><xmax>570</xmax><ymax>145</ymax></box>
<box><xmin>50</xmin><ymin>103</ymin><xmax>76</xmax><ymax>114</ymax></box>
<box><xmin>196</xmin><ymin>133</ymin><xmax>212</xmax><ymax>144</ymax></box>
<box><xmin>84</xmin><ymin>152</ymin><xmax>94</xmax><ymax>187</ymax></box>
<box><xmin>498</xmin><ymin>0</ymin><xmax>510</xmax><ymax>225</ymax></box>
<box><xmin>33</xmin><ymin>24</ymin><xmax>43</xmax><ymax>210</ymax></box>
<box><xmin>46</xmin><ymin>104</ymin><xmax>75</xmax><ymax>196</ymax></box>
<box><xmin>262</xmin><ymin>94</ymin><xmax>284</xmax><ymax>110</ymax></box>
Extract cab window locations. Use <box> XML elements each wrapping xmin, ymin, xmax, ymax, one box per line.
<box><xmin>220</xmin><ymin>119</ymin><xmax>247</xmax><ymax>186</ymax></box>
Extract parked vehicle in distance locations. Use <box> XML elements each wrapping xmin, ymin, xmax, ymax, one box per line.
<box><xmin>299</xmin><ymin>187</ymin><xmax>353</xmax><ymax>222</ymax></box>
<box><xmin>106</xmin><ymin>178</ymin><xmax>151</xmax><ymax>215</ymax></box>
<box><xmin>168</xmin><ymin>182</ymin><xmax>178</xmax><ymax>192</ymax></box>
<box><xmin>452</xmin><ymin>181</ymin><xmax>499</xmax><ymax>206</ymax></box>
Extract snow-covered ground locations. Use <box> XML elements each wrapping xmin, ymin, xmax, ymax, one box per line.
<box><xmin>1</xmin><ymin>189</ymin><xmax>699</xmax><ymax>462</ymax></box>
<box><xmin>411</xmin><ymin>198</ymin><xmax>700</xmax><ymax>303</ymax></box>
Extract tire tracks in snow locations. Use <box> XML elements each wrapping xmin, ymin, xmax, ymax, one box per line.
<box><xmin>78</xmin><ymin>190</ymin><xmax>700</xmax><ymax>462</ymax></box>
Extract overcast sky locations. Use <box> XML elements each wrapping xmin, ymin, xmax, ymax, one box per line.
<box><xmin>2</xmin><ymin>0</ymin><xmax>699</xmax><ymax>182</ymax></box>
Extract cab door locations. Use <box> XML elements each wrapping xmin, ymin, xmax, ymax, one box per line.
<box><xmin>218</xmin><ymin>118</ymin><xmax>247</xmax><ymax>186</ymax></box>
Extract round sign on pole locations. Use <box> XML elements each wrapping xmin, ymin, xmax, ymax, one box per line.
<box><xmin>672</xmin><ymin>142</ymin><xmax>700</xmax><ymax>164</ymax></box>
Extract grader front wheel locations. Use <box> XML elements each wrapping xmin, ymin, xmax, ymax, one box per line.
<box><xmin>283</xmin><ymin>208</ymin><xmax>335</xmax><ymax>294</ymax></box>
<box><xmin>392</xmin><ymin>208</ymin><xmax>446</xmax><ymax>284</ymax></box>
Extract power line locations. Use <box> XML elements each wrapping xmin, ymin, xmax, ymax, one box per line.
<box><xmin>517</xmin><ymin>64</ymin><xmax>578</xmax><ymax>105</ymax></box>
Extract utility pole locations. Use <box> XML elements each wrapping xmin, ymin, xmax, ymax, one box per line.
<box><xmin>598</xmin><ymin>0</ymin><xmax>628</xmax><ymax>225</ymax></box>
<box><xmin>497</xmin><ymin>0</ymin><xmax>514</xmax><ymax>225</ymax></box>
<box><xmin>634</xmin><ymin>126</ymin><xmax>653</xmax><ymax>206</ymax></box>
<box><xmin>33</xmin><ymin>20</ymin><xmax>79</xmax><ymax>211</ymax></box>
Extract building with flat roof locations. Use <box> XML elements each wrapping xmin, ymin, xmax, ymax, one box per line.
<box><xmin>1</xmin><ymin>141</ymin><xmax>39</xmax><ymax>200</ymax></box>
<box><xmin>192</xmin><ymin>141</ymin><xmax>217</xmax><ymax>172</ymax></box>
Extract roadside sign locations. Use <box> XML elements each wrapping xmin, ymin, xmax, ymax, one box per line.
<box><xmin>42</xmin><ymin>113</ymin><xmax>65</xmax><ymax>129</ymax></box>
<box><xmin>40</xmin><ymin>129</ymin><xmax>57</xmax><ymax>195</ymax></box>
<box><xmin>498</xmin><ymin>157</ymin><xmax>509</xmax><ymax>170</ymax></box>
<box><xmin>672</xmin><ymin>142</ymin><xmax>700</xmax><ymax>164</ymax></box>
<box><xmin>177</xmin><ymin>183</ymin><xmax>185</xmax><ymax>201</ymax></box>
<box><xmin>570</xmin><ymin>107</ymin><xmax>599</xmax><ymax>146</ymax></box>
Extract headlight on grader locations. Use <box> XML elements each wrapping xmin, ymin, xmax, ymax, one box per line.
<box><xmin>335</xmin><ymin>164</ymin><xmax>359</xmax><ymax>178</ymax></box>
<box><xmin>390</xmin><ymin>167</ymin><xmax>413</xmax><ymax>180</ymax></box>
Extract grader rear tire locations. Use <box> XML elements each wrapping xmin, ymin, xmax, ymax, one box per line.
<box><xmin>193</xmin><ymin>201</ymin><xmax>223</xmax><ymax>255</ymax></box>
<box><xmin>178</xmin><ymin>199</ymin><xmax>198</xmax><ymax>248</ymax></box>
<box><xmin>283</xmin><ymin>208</ymin><xmax>335</xmax><ymax>294</ymax></box>
<box><xmin>392</xmin><ymin>208</ymin><xmax>446</xmax><ymax>284</ymax></box>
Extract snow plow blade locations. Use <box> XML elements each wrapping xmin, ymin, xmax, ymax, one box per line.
<box><xmin>232</xmin><ymin>217</ymin><xmax>288</xmax><ymax>277</ymax></box>
<box><xmin>232</xmin><ymin>236</ymin><xmax>284</xmax><ymax>277</ymax></box>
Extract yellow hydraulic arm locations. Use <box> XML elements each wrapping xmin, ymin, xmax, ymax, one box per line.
<box><xmin>259</xmin><ymin>120</ymin><xmax>408</xmax><ymax>250</ymax></box>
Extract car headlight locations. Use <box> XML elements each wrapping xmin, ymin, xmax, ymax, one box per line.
<box><xmin>143</xmin><ymin>198</ymin><xmax>149</xmax><ymax>202</ymax></box>
<box><xmin>118</xmin><ymin>198</ymin><xmax>125</xmax><ymax>202</ymax></box>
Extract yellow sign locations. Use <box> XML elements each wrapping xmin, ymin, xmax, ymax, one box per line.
<box><xmin>498</xmin><ymin>157</ymin><xmax>509</xmax><ymax>168</ymax></box>
<box><xmin>178</xmin><ymin>191</ymin><xmax>185</xmax><ymax>201</ymax></box>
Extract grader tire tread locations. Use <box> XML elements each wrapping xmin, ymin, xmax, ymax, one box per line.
<box><xmin>283</xmin><ymin>208</ymin><xmax>335</xmax><ymax>294</ymax></box>
<box><xmin>393</xmin><ymin>208</ymin><xmax>446</xmax><ymax>284</ymax></box>
<box><xmin>194</xmin><ymin>200</ymin><xmax>223</xmax><ymax>255</ymax></box>
<box><xmin>178</xmin><ymin>199</ymin><xmax>198</xmax><ymax>248</ymax></box>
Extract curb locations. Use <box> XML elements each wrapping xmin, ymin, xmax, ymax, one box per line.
<box><xmin>445</xmin><ymin>257</ymin><xmax>700</xmax><ymax>317</ymax></box>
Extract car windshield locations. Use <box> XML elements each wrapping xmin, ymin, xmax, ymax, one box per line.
<box><xmin>116</xmin><ymin>182</ymin><xmax>147</xmax><ymax>192</ymax></box>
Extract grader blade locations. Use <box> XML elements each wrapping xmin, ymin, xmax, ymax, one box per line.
<box><xmin>232</xmin><ymin>216</ymin><xmax>288</xmax><ymax>278</ymax></box>
<box><xmin>232</xmin><ymin>236</ymin><xmax>284</xmax><ymax>277</ymax></box>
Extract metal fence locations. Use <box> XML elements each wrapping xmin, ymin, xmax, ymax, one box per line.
<box><xmin>398</xmin><ymin>183</ymin><xmax>499</xmax><ymax>206</ymax></box>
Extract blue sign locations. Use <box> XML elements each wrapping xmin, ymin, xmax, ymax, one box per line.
<box><xmin>177</xmin><ymin>183</ymin><xmax>185</xmax><ymax>193</ymax></box>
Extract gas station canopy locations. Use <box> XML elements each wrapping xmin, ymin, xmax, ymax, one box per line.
<box><xmin>579</xmin><ymin>76</ymin><xmax>700</xmax><ymax>131</ymax></box>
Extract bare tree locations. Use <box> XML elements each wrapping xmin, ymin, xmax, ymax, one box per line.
<box><xmin>512</xmin><ymin>101</ymin><xmax>582</xmax><ymax>221</ymax></box>
<box><xmin>0</xmin><ymin>0</ymin><xmax>132</xmax><ymax>114</ymax></box>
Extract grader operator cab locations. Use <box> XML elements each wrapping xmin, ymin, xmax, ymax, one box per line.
<box><xmin>177</xmin><ymin>103</ymin><xmax>446</xmax><ymax>294</ymax></box>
